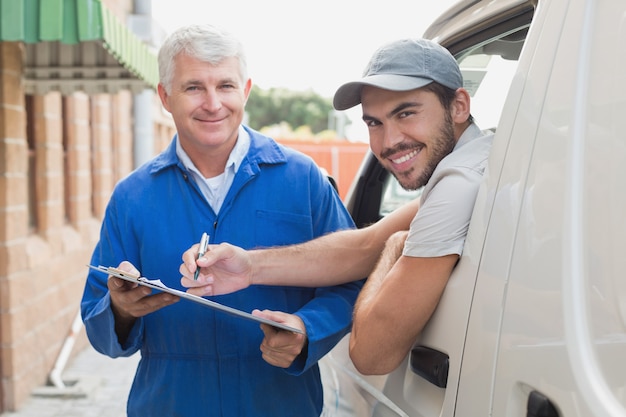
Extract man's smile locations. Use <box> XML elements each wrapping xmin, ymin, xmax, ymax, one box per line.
<box><xmin>390</xmin><ymin>148</ymin><xmax>420</xmax><ymax>165</ymax></box>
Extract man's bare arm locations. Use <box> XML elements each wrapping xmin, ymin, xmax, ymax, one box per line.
<box><xmin>181</xmin><ymin>199</ymin><xmax>419</xmax><ymax>294</ymax></box>
<box><xmin>349</xmin><ymin>232</ymin><xmax>458</xmax><ymax>375</ymax></box>
<box><xmin>251</xmin><ymin>198</ymin><xmax>419</xmax><ymax>286</ymax></box>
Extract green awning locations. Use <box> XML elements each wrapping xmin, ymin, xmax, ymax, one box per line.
<box><xmin>0</xmin><ymin>0</ymin><xmax>158</xmax><ymax>94</ymax></box>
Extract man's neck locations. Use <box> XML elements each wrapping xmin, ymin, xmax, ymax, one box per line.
<box><xmin>453</xmin><ymin>121</ymin><xmax>472</xmax><ymax>142</ymax></box>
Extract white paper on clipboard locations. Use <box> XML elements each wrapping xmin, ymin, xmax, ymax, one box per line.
<box><xmin>88</xmin><ymin>265</ymin><xmax>304</xmax><ymax>334</ymax></box>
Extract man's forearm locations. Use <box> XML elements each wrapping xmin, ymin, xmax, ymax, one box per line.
<box><xmin>249</xmin><ymin>198</ymin><xmax>419</xmax><ymax>287</ymax></box>
<box><xmin>352</xmin><ymin>231</ymin><xmax>407</xmax><ymax>308</ymax></box>
<box><xmin>250</xmin><ymin>228</ymin><xmax>381</xmax><ymax>286</ymax></box>
<box><xmin>350</xmin><ymin>250</ymin><xmax>459</xmax><ymax>375</ymax></box>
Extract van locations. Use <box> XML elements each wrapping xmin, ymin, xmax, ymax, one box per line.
<box><xmin>321</xmin><ymin>0</ymin><xmax>626</xmax><ymax>415</ymax></box>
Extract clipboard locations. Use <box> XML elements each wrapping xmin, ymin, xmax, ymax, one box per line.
<box><xmin>88</xmin><ymin>265</ymin><xmax>304</xmax><ymax>334</ymax></box>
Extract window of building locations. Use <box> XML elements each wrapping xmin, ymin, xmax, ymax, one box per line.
<box><xmin>25</xmin><ymin>95</ymin><xmax>37</xmax><ymax>231</ymax></box>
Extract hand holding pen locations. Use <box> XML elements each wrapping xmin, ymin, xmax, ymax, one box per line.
<box><xmin>180</xmin><ymin>242</ymin><xmax>255</xmax><ymax>297</ymax></box>
<box><xmin>194</xmin><ymin>232</ymin><xmax>210</xmax><ymax>280</ymax></box>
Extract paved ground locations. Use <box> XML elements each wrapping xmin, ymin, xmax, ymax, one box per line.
<box><xmin>0</xmin><ymin>336</ymin><xmax>382</xmax><ymax>417</ymax></box>
<box><xmin>0</xmin><ymin>346</ymin><xmax>139</xmax><ymax>417</ymax></box>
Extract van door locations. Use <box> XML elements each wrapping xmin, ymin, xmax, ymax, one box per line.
<box><xmin>469</xmin><ymin>0</ymin><xmax>626</xmax><ymax>415</ymax></box>
<box><xmin>451</xmin><ymin>0</ymin><xmax>569</xmax><ymax>414</ymax></box>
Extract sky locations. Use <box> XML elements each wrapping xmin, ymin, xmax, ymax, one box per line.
<box><xmin>151</xmin><ymin>1</ymin><xmax>459</xmax><ymax>139</ymax></box>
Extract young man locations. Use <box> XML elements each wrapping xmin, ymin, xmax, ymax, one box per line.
<box><xmin>81</xmin><ymin>24</ymin><xmax>362</xmax><ymax>417</ymax></box>
<box><xmin>180</xmin><ymin>38</ymin><xmax>494</xmax><ymax>375</ymax></box>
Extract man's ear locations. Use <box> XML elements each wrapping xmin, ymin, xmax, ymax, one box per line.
<box><xmin>243</xmin><ymin>78</ymin><xmax>252</xmax><ymax>104</ymax></box>
<box><xmin>451</xmin><ymin>88</ymin><xmax>471</xmax><ymax>123</ymax></box>
<box><xmin>157</xmin><ymin>83</ymin><xmax>171</xmax><ymax>113</ymax></box>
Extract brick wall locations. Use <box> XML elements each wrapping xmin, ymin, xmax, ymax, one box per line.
<box><xmin>0</xmin><ymin>41</ymin><xmax>27</xmax><ymax>413</ymax></box>
<box><xmin>0</xmin><ymin>50</ymin><xmax>117</xmax><ymax>408</ymax></box>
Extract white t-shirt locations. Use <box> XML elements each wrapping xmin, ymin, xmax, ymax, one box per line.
<box><xmin>403</xmin><ymin>123</ymin><xmax>493</xmax><ymax>258</ymax></box>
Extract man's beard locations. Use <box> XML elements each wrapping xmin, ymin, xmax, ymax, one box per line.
<box><xmin>391</xmin><ymin>112</ymin><xmax>456</xmax><ymax>191</ymax></box>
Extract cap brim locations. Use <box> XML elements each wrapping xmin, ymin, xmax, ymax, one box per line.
<box><xmin>333</xmin><ymin>74</ymin><xmax>433</xmax><ymax>110</ymax></box>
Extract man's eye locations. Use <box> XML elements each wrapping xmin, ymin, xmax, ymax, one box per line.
<box><xmin>365</xmin><ymin>120</ymin><xmax>380</xmax><ymax>127</ymax></box>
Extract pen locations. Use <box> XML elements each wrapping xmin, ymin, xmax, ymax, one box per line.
<box><xmin>193</xmin><ymin>232</ymin><xmax>210</xmax><ymax>280</ymax></box>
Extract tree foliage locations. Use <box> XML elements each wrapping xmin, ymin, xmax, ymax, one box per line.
<box><xmin>245</xmin><ymin>85</ymin><xmax>337</xmax><ymax>134</ymax></box>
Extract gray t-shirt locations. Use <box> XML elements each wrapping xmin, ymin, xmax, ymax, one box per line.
<box><xmin>403</xmin><ymin>123</ymin><xmax>493</xmax><ymax>258</ymax></box>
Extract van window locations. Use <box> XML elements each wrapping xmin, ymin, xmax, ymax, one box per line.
<box><xmin>460</xmin><ymin>51</ymin><xmax>519</xmax><ymax>129</ymax></box>
<box><xmin>380</xmin><ymin>178</ymin><xmax>422</xmax><ymax>216</ymax></box>
<box><xmin>458</xmin><ymin>28</ymin><xmax>526</xmax><ymax>129</ymax></box>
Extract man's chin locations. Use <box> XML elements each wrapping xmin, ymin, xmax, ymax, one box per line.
<box><xmin>392</xmin><ymin>173</ymin><xmax>420</xmax><ymax>191</ymax></box>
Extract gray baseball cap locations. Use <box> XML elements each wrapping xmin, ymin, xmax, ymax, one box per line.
<box><xmin>333</xmin><ymin>38</ymin><xmax>463</xmax><ymax>110</ymax></box>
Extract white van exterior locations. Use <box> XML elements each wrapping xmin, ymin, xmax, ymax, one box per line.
<box><xmin>322</xmin><ymin>0</ymin><xmax>626</xmax><ymax>416</ymax></box>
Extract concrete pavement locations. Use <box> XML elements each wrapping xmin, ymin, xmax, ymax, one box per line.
<box><xmin>0</xmin><ymin>346</ymin><xmax>139</xmax><ymax>417</ymax></box>
<box><xmin>0</xmin><ymin>337</ymin><xmax>375</xmax><ymax>417</ymax></box>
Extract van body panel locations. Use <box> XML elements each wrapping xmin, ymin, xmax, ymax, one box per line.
<box><xmin>454</xmin><ymin>0</ymin><xmax>569</xmax><ymax>415</ymax></box>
